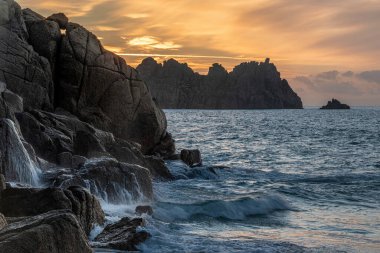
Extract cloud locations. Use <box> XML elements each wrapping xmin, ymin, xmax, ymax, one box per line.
<box><xmin>128</xmin><ymin>36</ymin><xmax>182</xmax><ymax>50</ymax></box>
<box><xmin>356</xmin><ymin>70</ymin><xmax>380</xmax><ymax>84</ymax></box>
<box><xmin>291</xmin><ymin>70</ymin><xmax>380</xmax><ymax>106</ymax></box>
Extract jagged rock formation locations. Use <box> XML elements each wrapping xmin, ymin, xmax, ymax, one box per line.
<box><xmin>0</xmin><ymin>186</ymin><xmax>105</xmax><ymax>235</ymax></box>
<box><xmin>137</xmin><ymin>58</ymin><xmax>303</xmax><ymax>109</ymax></box>
<box><xmin>320</xmin><ymin>98</ymin><xmax>350</xmax><ymax>109</ymax></box>
<box><xmin>93</xmin><ymin>217</ymin><xmax>150</xmax><ymax>251</ymax></box>
<box><xmin>0</xmin><ymin>1</ymin><xmax>174</xmax><ymax>156</ymax></box>
<box><xmin>0</xmin><ymin>210</ymin><xmax>92</xmax><ymax>253</ymax></box>
<box><xmin>0</xmin><ymin>0</ymin><xmax>175</xmax><ymax>251</ymax></box>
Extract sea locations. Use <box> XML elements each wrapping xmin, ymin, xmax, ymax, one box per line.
<box><xmin>98</xmin><ymin>108</ymin><xmax>380</xmax><ymax>253</ymax></box>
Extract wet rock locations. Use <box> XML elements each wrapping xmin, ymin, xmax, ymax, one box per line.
<box><xmin>47</xmin><ymin>158</ymin><xmax>153</xmax><ymax>203</ymax></box>
<box><xmin>320</xmin><ymin>98</ymin><xmax>350</xmax><ymax>109</ymax></box>
<box><xmin>94</xmin><ymin>217</ymin><xmax>151</xmax><ymax>251</ymax></box>
<box><xmin>0</xmin><ymin>82</ymin><xmax>23</xmax><ymax>123</ymax></box>
<box><xmin>16</xmin><ymin>110</ymin><xmax>173</xmax><ymax>179</ymax></box>
<box><xmin>0</xmin><ymin>213</ymin><xmax>6</xmax><ymax>230</ymax></box>
<box><xmin>0</xmin><ymin>1</ymin><xmax>54</xmax><ymax>110</ymax></box>
<box><xmin>137</xmin><ymin>57</ymin><xmax>303</xmax><ymax>109</ymax></box>
<box><xmin>47</xmin><ymin>13</ymin><xmax>69</xmax><ymax>29</ymax></box>
<box><xmin>180</xmin><ymin>149</ymin><xmax>202</xmax><ymax>167</ymax></box>
<box><xmin>0</xmin><ymin>174</ymin><xmax>5</xmax><ymax>192</ymax></box>
<box><xmin>0</xmin><ymin>210</ymin><xmax>92</xmax><ymax>253</ymax></box>
<box><xmin>0</xmin><ymin>118</ymin><xmax>40</xmax><ymax>186</ymax></box>
<box><xmin>135</xmin><ymin>205</ymin><xmax>153</xmax><ymax>216</ymax></box>
<box><xmin>72</xmin><ymin>155</ymin><xmax>87</xmax><ymax>168</ymax></box>
<box><xmin>0</xmin><ymin>186</ymin><xmax>104</xmax><ymax>235</ymax></box>
<box><xmin>57</xmin><ymin>152</ymin><xmax>73</xmax><ymax>168</ymax></box>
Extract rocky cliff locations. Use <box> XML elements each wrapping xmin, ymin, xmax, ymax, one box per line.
<box><xmin>0</xmin><ymin>0</ymin><xmax>176</xmax><ymax>251</ymax></box>
<box><xmin>137</xmin><ymin>57</ymin><xmax>303</xmax><ymax>109</ymax></box>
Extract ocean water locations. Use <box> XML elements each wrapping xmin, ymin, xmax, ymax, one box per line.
<box><xmin>104</xmin><ymin>108</ymin><xmax>380</xmax><ymax>253</ymax></box>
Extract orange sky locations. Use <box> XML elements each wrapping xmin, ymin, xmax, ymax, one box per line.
<box><xmin>18</xmin><ymin>0</ymin><xmax>380</xmax><ymax>105</ymax></box>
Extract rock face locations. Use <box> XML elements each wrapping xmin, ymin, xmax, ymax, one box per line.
<box><xmin>46</xmin><ymin>158</ymin><xmax>153</xmax><ymax>203</ymax></box>
<box><xmin>0</xmin><ymin>0</ymin><xmax>174</xmax><ymax>156</ymax></box>
<box><xmin>93</xmin><ymin>217</ymin><xmax>151</xmax><ymax>251</ymax></box>
<box><xmin>0</xmin><ymin>118</ymin><xmax>40</xmax><ymax>186</ymax></box>
<box><xmin>320</xmin><ymin>98</ymin><xmax>350</xmax><ymax>109</ymax></box>
<box><xmin>0</xmin><ymin>186</ymin><xmax>105</xmax><ymax>234</ymax></box>
<box><xmin>57</xmin><ymin>21</ymin><xmax>172</xmax><ymax>155</ymax></box>
<box><xmin>0</xmin><ymin>1</ymin><xmax>54</xmax><ymax>111</ymax></box>
<box><xmin>0</xmin><ymin>1</ymin><xmax>177</xmax><ymax>251</ymax></box>
<box><xmin>180</xmin><ymin>149</ymin><xmax>202</xmax><ymax>167</ymax></box>
<box><xmin>137</xmin><ymin>57</ymin><xmax>303</xmax><ymax>109</ymax></box>
<box><xmin>0</xmin><ymin>210</ymin><xmax>92</xmax><ymax>253</ymax></box>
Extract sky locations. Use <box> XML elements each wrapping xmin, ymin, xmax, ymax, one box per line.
<box><xmin>18</xmin><ymin>0</ymin><xmax>380</xmax><ymax>106</ymax></box>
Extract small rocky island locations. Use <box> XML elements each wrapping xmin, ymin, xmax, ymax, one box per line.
<box><xmin>320</xmin><ymin>99</ymin><xmax>350</xmax><ymax>109</ymax></box>
<box><xmin>137</xmin><ymin>57</ymin><xmax>303</xmax><ymax>109</ymax></box>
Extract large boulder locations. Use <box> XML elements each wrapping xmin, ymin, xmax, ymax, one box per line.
<box><xmin>0</xmin><ymin>186</ymin><xmax>104</xmax><ymax>235</ymax></box>
<box><xmin>93</xmin><ymin>217</ymin><xmax>150</xmax><ymax>251</ymax></box>
<box><xmin>0</xmin><ymin>118</ymin><xmax>40</xmax><ymax>186</ymax></box>
<box><xmin>0</xmin><ymin>210</ymin><xmax>92</xmax><ymax>253</ymax></box>
<box><xmin>22</xmin><ymin>8</ymin><xmax>61</xmax><ymax>76</ymax></box>
<box><xmin>0</xmin><ymin>0</ymin><xmax>54</xmax><ymax>110</ymax></box>
<box><xmin>57</xmin><ymin>22</ymin><xmax>172</xmax><ymax>154</ymax></box>
<box><xmin>46</xmin><ymin>158</ymin><xmax>153</xmax><ymax>204</ymax></box>
<box><xmin>180</xmin><ymin>149</ymin><xmax>202</xmax><ymax>167</ymax></box>
<box><xmin>47</xmin><ymin>13</ymin><xmax>68</xmax><ymax>29</ymax></box>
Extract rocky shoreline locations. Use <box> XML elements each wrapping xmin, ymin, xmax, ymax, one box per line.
<box><xmin>0</xmin><ymin>1</ymin><xmax>197</xmax><ymax>252</ymax></box>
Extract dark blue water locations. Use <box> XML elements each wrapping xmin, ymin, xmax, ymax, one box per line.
<box><xmin>104</xmin><ymin>108</ymin><xmax>380</xmax><ymax>252</ymax></box>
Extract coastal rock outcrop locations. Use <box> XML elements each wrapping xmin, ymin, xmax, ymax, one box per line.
<box><xmin>93</xmin><ymin>217</ymin><xmax>150</xmax><ymax>251</ymax></box>
<box><xmin>46</xmin><ymin>158</ymin><xmax>153</xmax><ymax>203</ymax></box>
<box><xmin>320</xmin><ymin>98</ymin><xmax>350</xmax><ymax>109</ymax></box>
<box><xmin>0</xmin><ymin>210</ymin><xmax>92</xmax><ymax>253</ymax></box>
<box><xmin>181</xmin><ymin>149</ymin><xmax>202</xmax><ymax>167</ymax></box>
<box><xmin>0</xmin><ymin>186</ymin><xmax>105</xmax><ymax>234</ymax></box>
<box><xmin>137</xmin><ymin>57</ymin><xmax>303</xmax><ymax>109</ymax></box>
<box><xmin>0</xmin><ymin>0</ymin><xmax>177</xmax><ymax>251</ymax></box>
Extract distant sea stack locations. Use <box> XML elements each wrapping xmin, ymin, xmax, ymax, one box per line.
<box><xmin>320</xmin><ymin>99</ymin><xmax>350</xmax><ymax>109</ymax></box>
<box><xmin>137</xmin><ymin>57</ymin><xmax>303</xmax><ymax>109</ymax></box>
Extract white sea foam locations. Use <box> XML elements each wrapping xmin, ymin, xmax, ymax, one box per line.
<box><xmin>153</xmin><ymin>194</ymin><xmax>291</xmax><ymax>222</ymax></box>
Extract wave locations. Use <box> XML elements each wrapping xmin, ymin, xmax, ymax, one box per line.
<box><xmin>153</xmin><ymin>195</ymin><xmax>291</xmax><ymax>222</ymax></box>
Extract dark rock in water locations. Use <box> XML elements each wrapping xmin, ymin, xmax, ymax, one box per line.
<box><xmin>0</xmin><ymin>118</ymin><xmax>40</xmax><ymax>186</ymax></box>
<box><xmin>151</xmin><ymin>132</ymin><xmax>176</xmax><ymax>158</ymax></box>
<box><xmin>94</xmin><ymin>217</ymin><xmax>151</xmax><ymax>251</ymax></box>
<box><xmin>135</xmin><ymin>205</ymin><xmax>153</xmax><ymax>216</ymax></box>
<box><xmin>47</xmin><ymin>13</ymin><xmax>69</xmax><ymax>29</ymax></box>
<box><xmin>0</xmin><ymin>186</ymin><xmax>104</xmax><ymax>235</ymax></box>
<box><xmin>0</xmin><ymin>210</ymin><xmax>92</xmax><ymax>253</ymax></box>
<box><xmin>137</xmin><ymin>57</ymin><xmax>303</xmax><ymax>109</ymax></box>
<box><xmin>0</xmin><ymin>1</ymin><xmax>54</xmax><ymax>111</ymax></box>
<box><xmin>320</xmin><ymin>98</ymin><xmax>350</xmax><ymax>109</ymax></box>
<box><xmin>0</xmin><ymin>213</ymin><xmax>6</xmax><ymax>230</ymax></box>
<box><xmin>46</xmin><ymin>158</ymin><xmax>153</xmax><ymax>203</ymax></box>
<box><xmin>72</xmin><ymin>155</ymin><xmax>87</xmax><ymax>168</ymax></box>
<box><xmin>181</xmin><ymin>149</ymin><xmax>202</xmax><ymax>167</ymax></box>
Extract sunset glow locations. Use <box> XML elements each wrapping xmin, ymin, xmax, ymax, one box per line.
<box><xmin>18</xmin><ymin>0</ymin><xmax>380</xmax><ymax>105</ymax></box>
